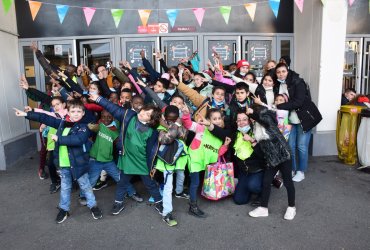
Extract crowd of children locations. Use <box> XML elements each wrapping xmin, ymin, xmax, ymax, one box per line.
<box><xmin>14</xmin><ymin>43</ymin><xmax>320</xmax><ymax>226</ymax></box>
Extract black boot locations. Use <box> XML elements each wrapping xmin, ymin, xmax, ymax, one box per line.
<box><xmin>189</xmin><ymin>201</ymin><xmax>206</xmax><ymax>218</ymax></box>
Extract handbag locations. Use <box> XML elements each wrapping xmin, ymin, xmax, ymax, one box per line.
<box><xmin>201</xmin><ymin>157</ymin><xmax>235</xmax><ymax>200</ymax></box>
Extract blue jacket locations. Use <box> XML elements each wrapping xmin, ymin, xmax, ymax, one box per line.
<box><xmin>26</xmin><ymin>112</ymin><xmax>91</xmax><ymax>180</ymax></box>
<box><xmin>96</xmin><ymin>97</ymin><xmax>160</xmax><ymax>171</ymax></box>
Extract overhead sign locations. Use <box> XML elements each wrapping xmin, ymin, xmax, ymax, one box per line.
<box><xmin>172</xmin><ymin>26</ymin><xmax>196</xmax><ymax>32</ymax></box>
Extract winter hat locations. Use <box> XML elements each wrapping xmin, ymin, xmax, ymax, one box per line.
<box><xmin>280</xmin><ymin>56</ymin><xmax>291</xmax><ymax>67</ymax></box>
<box><xmin>237</xmin><ymin>60</ymin><xmax>250</xmax><ymax>69</ymax></box>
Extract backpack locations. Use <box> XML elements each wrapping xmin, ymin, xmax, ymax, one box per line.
<box><xmin>157</xmin><ymin>139</ymin><xmax>185</xmax><ymax>166</ymax></box>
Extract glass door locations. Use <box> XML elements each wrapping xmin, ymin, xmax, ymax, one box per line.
<box><xmin>242</xmin><ymin>36</ymin><xmax>276</xmax><ymax>78</ymax></box>
<box><xmin>39</xmin><ymin>40</ymin><xmax>76</xmax><ymax>92</ymax></box>
<box><xmin>203</xmin><ymin>36</ymin><xmax>241</xmax><ymax>70</ymax></box>
<box><xmin>343</xmin><ymin>38</ymin><xmax>362</xmax><ymax>93</ymax></box>
<box><xmin>361</xmin><ymin>38</ymin><xmax>370</xmax><ymax>94</ymax></box>
<box><xmin>160</xmin><ymin>36</ymin><xmax>197</xmax><ymax>68</ymax></box>
<box><xmin>277</xmin><ymin>36</ymin><xmax>294</xmax><ymax>68</ymax></box>
<box><xmin>121</xmin><ymin>37</ymin><xmax>159</xmax><ymax>69</ymax></box>
<box><xmin>79</xmin><ymin>39</ymin><xmax>114</xmax><ymax>72</ymax></box>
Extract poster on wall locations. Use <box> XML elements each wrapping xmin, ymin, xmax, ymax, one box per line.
<box><xmin>126</xmin><ymin>41</ymin><xmax>155</xmax><ymax>67</ymax></box>
<box><xmin>54</xmin><ymin>45</ymin><xmax>63</xmax><ymax>56</ymax></box>
<box><xmin>164</xmin><ymin>40</ymin><xmax>193</xmax><ymax>66</ymax></box>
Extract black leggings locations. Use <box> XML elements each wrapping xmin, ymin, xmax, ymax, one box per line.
<box><xmin>47</xmin><ymin>151</ymin><xmax>60</xmax><ymax>184</ymax></box>
<box><xmin>260</xmin><ymin>160</ymin><xmax>295</xmax><ymax>208</ymax></box>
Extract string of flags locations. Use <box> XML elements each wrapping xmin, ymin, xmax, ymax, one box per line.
<box><xmin>0</xmin><ymin>0</ymin><xmax>366</xmax><ymax>26</ymax></box>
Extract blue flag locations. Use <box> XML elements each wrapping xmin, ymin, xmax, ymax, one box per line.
<box><xmin>56</xmin><ymin>5</ymin><xmax>69</xmax><ymax>24</ymax></box>
<box><xmin>269</xmin><ymin>0</ymin><xmax>280</xmax><ymax>18</ymax></box>
<box><xmin>166</xmin><ymin>9</ymin><xmax>178</xmax><ymax>28</ymax></box>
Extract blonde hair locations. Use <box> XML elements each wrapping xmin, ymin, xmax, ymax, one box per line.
<box><xmin>263</xmin><ymin>60</ymin><xmax>277</xmax><ymax>75</ymax></box>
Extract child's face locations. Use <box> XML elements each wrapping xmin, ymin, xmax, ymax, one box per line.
<box><xmin>229</xmin><ymin>65</ymin><xmax>237</xmax><ymax>72</ymax></box>
<box><xmin>165</xmin><ymin>113</ymin><xmax>179</xmax><ymax>123</ymax></box>
<box><xmin>170</xmin><ymin>97</ymin><xmax>184</xmax><ymax>109</ymax></box>
<box><xmin>132</xmin><ymin>98</ymin><xmax>144</xmax><ymax>112</ymax></box>
<box><xmin>263</xmin><ymin>76</ymin><xmax>274</xmax><ymax>88</ymax></box>
<box><xmin>109</xmin><ymin>93</ymin><xmax>119</xmax><ymax>104</ymax></box>
<box><xmin>235</xmin><ymin>89</ymin><xmax>248</xmax><ymax>102</ymax></box>
<box><xmin>236</xmin><ymin>113</ymin><xmax>249</xmax><ymax>127</ymax></box>
<box><xmin>210</xmin><ymin>112</ymin><xmax>224</xmax><ymax>128</ymax></box>
<box><xmin>275</xmin><ymin>96</ymin><xmax>286</xmax><ymax>105</ymax></box>
<box><xmin>245</xmin><ymin>74</ymin><xmax>255</xmax><ymax>83</ymax></box>
<box><xmin>113</xmin><ymin>79</ymin><xmax>121</xmax><ymax>89</ymax></box>
<box><xmin>51</xmin><ymin>99</ymin><xmax>65</xmax><ymax>113</ymax></box>
<box><xmin>122</xmin><ymin>82</ymin><xmax>132</xmax><ymax>90</ymax></box>
<box><xmin>154</xmin><ymin>81</ymin><xmax>165</xmax><ymax>93</ymax></box>
<box><xmin>137</xmin><ymin>109</ymin><xmax>153</xmax><ymax>123</ymax></box>
<box><xmin>89</xmin><ymin>84</ymin><xmax>99</xmax><ymax>94</ymax></box>
<box><xmin>212</xmin><ymin>89</ymin><xmax>225</xmax><ymax>103</ymax></box>
<box><xmin>101</xmin><ymin>110</ymin><xmax>113</xmax><ymax>126</ymax></box>
<box><xmin>120</xmin><ymin>92</ymin><xmax>132</xmax><ymax>104</ymax></box>
<box><xmin>194</xmin><ymin>75</ymin><xmax>204</xmax><ymax>87</ymax></box>
<box><xmin>267</xmin><ymin>61</ymin><xmax>276</xmax><ymax>70</ymax></box>
<box><xmin>68</xmin><ymin>106</ymin><xmax>85</xmax><ymax>122</ymax></box>
<box><xmin>240</xmin><ymin>66</ymin><xmax>249</xmax><ymax>74</ymax></box>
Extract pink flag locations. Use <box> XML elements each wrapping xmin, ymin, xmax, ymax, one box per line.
<box><xmin>348</xmin><ymin>0</ymin><xmax>355</xmax><ymax>6</ymax></box>
<box><xmin>193</xmin><ymin>8</ymin><xmax>205</xmax><ymax>27</ymax></box>
<box><xmin>294</xmin><ymin>0</ymin><xmax>304</xmax><ymax>13</ymax></box>
<box><xmin>83</xmin><ymin>7</ymin><xmax>96</xmax><ymax>27</ymax></box>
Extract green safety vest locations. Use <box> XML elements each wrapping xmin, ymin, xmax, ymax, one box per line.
<box><xmin>155</xmin><ymin>125</ymin><xmax>189</xmax><ymax>172</ymax></box>
<box><xmin>233</xmin><ymin>132</ymin><xmax>254</xmax><ymax>161</ymax></box>
<box><xmin>46</xmin><ymin>127</ymin><xmax>57</xmax><ymax>151</ymax></box>
<box><xmin>188</xmin><ymin>128</ymin><xmax>222</xmax><ymax>173</ymax></box>
<box><xmin>89</xmin><ymin>123</ymin><xmax>119</xmax><ymax>162</ymax></box>
<box><xmin>59</xmin><ymin>128</ymin><xmax>71</xmax><ymax>167</ymax></box>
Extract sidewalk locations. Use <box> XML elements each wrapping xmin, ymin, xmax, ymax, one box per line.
<box><xmin>0</xmin><ymin>153</ymin><xmax>369</xmax><ymax>250</ymax></box>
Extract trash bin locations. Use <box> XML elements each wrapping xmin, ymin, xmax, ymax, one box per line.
<box><xmin>357</xmin><ymin>109</ymin><xmax>370</xmax><ymax>168</ymax></box>
<box><xmin>336</xmin><ymin>105</ymin><xmax>366</xmax><ymax>165</ymax></box>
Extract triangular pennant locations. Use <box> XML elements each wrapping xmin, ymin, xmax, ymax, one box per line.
<box><xmin>29</xmin><ymin>1</ymin><xmax>42</xmax><ymax>21</ymax></box>
<box><xmin>166</xmin><ymin>9</ymin><xmax>178</xmax><ymax>28</ymax></box>
<box><xmin>111</xmin><ymin>9</ymin><xmax>124</xmax><ymax>28</ymax></box>
<box><xmin>321</xmin><ymin>0</ymin><xmax>326</xmax><ymax>6</ymax></box>
<box><xmin>193</xmin><ymin>8</ymin><xmax>205</xmax><ymax>27</ymax></box>
<box><xmin>294</xmin><ymin>0</ymin><xmax>304</xmax><ymax>13</ymax></box>
<box><xmin>138</xmin><ymin>9</ymin><xmax>151</xmax><ymax>27</ymax></box>
<box><xmin>244</xmin><ymin>3</ymin><xmax>257</xmax><ymax>22</ymax></box>
<box><xmin>269</xmin><ymin>0</ymin><xmax>280</xmax><ymax>18</ymax></box>
<box><xmin>56</xmin><ymin>5</ymin><xmax>69</xmax><ymax>24</ymax></box>
<box><xmin>348</xmin><ymin>0</ymin><xmax>355</xmax><ymax>6</ymax></box>
<box><xmin>83</xmin><ymin>7</ymin><xmax>96</xmax><ymax>27</ymax></box>
<box><xmin>2</xmin><ymin>0</ymin><xmax>12</xmax><ymax>14</ymax></box>
<box><xmin>219</xmin><ymin>6</ymin><xmax>232</xmax><ymax>24</ymax></box>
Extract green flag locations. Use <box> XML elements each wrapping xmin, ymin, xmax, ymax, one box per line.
<box><xmin>219</xmin><ymin>6</ymin><xmax>232</xmax><ymax>24</ymax></box>
<box><xmin>111</xmin><ymin>9</ymin><xmax>124</xmax><ymax>28</ymax></box>
<box><xmin>2</xmin><ymin>0</ymin><xmax>12</xmax><ymax>13</ymax></box>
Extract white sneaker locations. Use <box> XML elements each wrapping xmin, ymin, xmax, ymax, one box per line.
<box><xmin>284</xmin><ymin>206</ymin><xmax>296</xmax><ymax>220</ymax></box>
<box><xmin>292</xmin><ymin>171</ymin><xmax>296</xmax><ymax>177</ymax></box>
<box><xmin>292</xmin><ymin>171</ymin><xmax>305</xmax><ymax>182</ymax></box>
<box><xmin>249</xmin><ymin>206</ymin><xmax>268</xmax><ymax>218</ymax></box>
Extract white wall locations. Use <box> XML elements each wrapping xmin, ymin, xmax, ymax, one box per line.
<box><xmin>0</xmin><ymin>2</ymin><xmax>26</xmax><ymax>142</ymax></box>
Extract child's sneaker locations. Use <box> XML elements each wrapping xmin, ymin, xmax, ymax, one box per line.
<box><xmin>56</xmin><ymin>209</ymin><xmax>69</xmax><ymax>224</ymax></box>
<box><xmin>162</xmin><ymin>213</ymin><xmax>178</xmax><ymax>227</ymax></box>
<box><xmin>78</xmin><ymin>197</ymin><xmax>87</xmax><ymax>206</ymax></box>
<box><xmin>91</xmin><ymin>206</ymin><xmax>103</xmax><ymax>220</ymax></box>
<box><xmin>38</xmin><ymin>169</ymin><xmax>48</xmax><ymax>180</ymax></box>
<box><xmin>292</xmin><ymin>171</ymin><xmax>305</xmax><ymax>182</ymax></box>
<box><xmin>49</xmin><ymin>182</ymin><xmax>60</xmax><ymax>194</ymax></box>
<box><xmin>175</xmin><ymin>192</ymin><xmax>190</xmax><ymax>199</ymax></box>
<box><xmin>148</xmin><ymin>196</ymin><xmax>155</xmax><ymax>204</ymax></box>
<box><xmin>111</xmin><ymin>201</ymin><xmax>125</xmax><ymax>215</ymax></box>
<box><xmin>93</xmin><ymin>180</ymin><xmax>108</xmax><ymax>191</ymax></box>
<box><xmin>129</xmin><ymin>193</ymin><xmax>144</xmax><ymax>203</ymax></box>
<box><xmin>284</xmin><ymin>206</ymin><xmax>296</xmax><ymax>220</ymax></box>
<box><xmin>154</xmin><ymin>201</ymin><xmax>163</xmax><ymax>215</ymax></box>
<box><xmin>249</xmin><ymin>207</ymin><xmax>269</xmax><ymax>218</ymax></box>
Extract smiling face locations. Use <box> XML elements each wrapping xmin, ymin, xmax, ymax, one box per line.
<box><xmin>245</xmin><ymin>74</ymin><xmax>255</xmax><ymax>83</ymax></box>
<box><xmin>120</xmin><ymin>91</ymin><xmax>132</xmax><ymax>104</ymax></box>
<box><xmin>89</xmin><ymin>84</ymin><xmax>99</xmax><ymax>95</ymax></box>
<box><xmin>262</xmin><ymin>75</ymin><xmax>274</xmax><ymax>88</ymax></box>
<box><xmin>68</xmin><ymin>106</ymin><xmax>85</xmax><ymax>122</ymax></box>
<box><xmin>154</xmin><ymin>81</ymin><xmax>165</xmax><ymax>93</ymax></box>
<box><xmin>101</xmin><ymin>110</ymin><xmax>113</xmax><ymax>126</ymax></box>
<box><xmin>275</xmin><ymin>95</ymin><xmax>286</xmax><ymax>105</ymax></box>
<box><xmin>266</xmin><ymin>61</ymin><xmax>276</xmax><ymax>71</ymax></box>
<box><xmin>137</xmin><ymin>109</ymin><xmax>153</xmax><ymax>123</ymax></box>
<box><xmin>209</xmin><ymin>111</ymin><xmax>224</xmax><ymax>128</ymax></box>
<box><xmin>170</xmin><ymin>97</ymin><xmax>184</xmax><ymax>109</ymax></box>
<box><xmin>131</xmin><ymin>97</ymin><xmax>144</xmax><ymax>112</ymax></box>
<box><xmin>51</xmin><ymin>99</ymin><xmax>66</xmax><ymax>113</ymax></box>
<box><xmin>236</xmin><ymin>113</ymin><xmax>250</xmax><ymax>128</ymax></box>
<box><xmin>194</xmin><ymin>75</ymin><xmax>204</xmax><ymax>88</ymax></box>
<box><xmin>212</xmin><ymin>88</ymin><xmax>225</xmax><ymax>103</ymax></box>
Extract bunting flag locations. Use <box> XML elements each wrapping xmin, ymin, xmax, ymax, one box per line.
<box><xmin>193</xmin><ymin>8</ymin><xmax>205</xmax><ymax>27</ymax></box>
<box><xmin>29</xmin><ymin>1</ymin><xmax>42</xmax><ymax>21</ymax></box>
<box><xmin>269</xmin><ymin>0</ymin><xmax>280</xmax><ymax>18</ymax></box>
<box><xmin>166</xmin><ymin>9</ymin><xmax>178</xmax><ymax>28</ymax></box>
<box><xmin>244</xmin><ymin>3</ymin><xmax>257</xmax><ymax>22</ymax></box>
<box><xmin>321</xmin><ymin>0</ymin><xmax>326</xmax><ymax>6</ymax></box>
<box><xmin>2</xmin><ymin>0</ymin><xmax>12</xmax><ymax>14</ymax></box>
<box><xmin>294</xmin><ymin>0</ymin><xmax>304</xmax><ymax>13</ymax></box>
<box><xmin>348</xmin><ymin>0</ymin><xmax>355</xmax><ymax>6</ymax></box>
<box><xmin>138</xmin><ymin>9</ymin><xmax>151</xmax><ymax>26</ymax></box>
<box><xmin>111</xmin><ymin>9</ymin><xmax>124</xmax><ymax>28</ymax></box>
<box><xmin>219</xmin><ymin>6</ymin><xmax>232</xmax><ymax>24</ymax></box>
<box><xmin>83</xmin><ymin>7</ymin><xmax>96</xmax><ymax>26</ymax></box>
<box><xmin>56</xmin><ymin>5</ymin><xmax>69</xmax><ymax>24</ymax></box>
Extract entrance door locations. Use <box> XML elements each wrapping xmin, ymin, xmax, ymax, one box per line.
<box><xmin>121</xmin><ymin>37</ymin><xmax>159</xmax><ymax>69</ymax></box>
<box><xmin>203</xmin><ymin>36</ymin><xmax>241</xmax><ymax>69</ymax></box>
<box><xmin>362</xmin><ymin>38</ymin><xmax>370</xmax><ymax>94</ymax></box>
<box><xmin>79</xmin><ymin>39</ymin><xmax>114</xmax><ymax>70</ymax></box>
<box><xmin>343</xmin><ymin>38</ymin><xmax>362</xmax><ymax>93</ymax></box>
<box><xmin>242</xmin><ymin>36</ymin><xmax>276</xmax><ymax>78</ymax></box>
<box><xmin>39</xmin><ymin>40</ymin><xmax>76</xmax><ymax>92</ymax></box>
<box><xmin>160</xmin><ymin>36</ymin><xmax>197</xmax><ymax>68</ymax></box>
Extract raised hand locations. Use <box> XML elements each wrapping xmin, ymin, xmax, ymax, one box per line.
<box><xmin>137</xmin><ymin>79</ymin><xmax>146</xmax><ymax>87</ymax></box>
<box><xmin>181</xmin><ymin>104</ymin><xmax>190</xmax><ymax>116</ymax></box>
<box><xmin>252</xmin><ymin>95</ymin><xmax>263</xmax><ymax>106</ymax></box>
<box><xmin>13</xmin><ymin>108</ymin><xmax>27</xmax><ymax>117</ymax></box>
<box><xmin>19</xmin><ymin>74</ymin><xmax>29</xmax><ymax>90</ymax></box>
<box><xmin>30</xmin><ymin>41</ymin><xmax>38</xmax><ymax>53</ymax></box>
<box><xmin>24</xmin><ymin>106</ymin><xmax>32</xmax><ymax>112</ymax></box>
<box><xmin>88</xmin><ymin>93</ymin><xmax>99</xmax><ymax>102</ymax></box>
<box><xmin>140</xmin><ymin>50</ymin><xmax>146</xmax><ymax>59</ymax></box>
<box><xmin>122</xmin><ymin>61</ymin><xmax>132</xmax><ymax>70</ymax></box>
<box><xmin>197</xmin><ymin>114</ymin><xmax>211</xmax><ymax>126</ymax></box>
<box><xmin>155</xmin><ymin>51</ymin><xmax>163</xmax><ymax>60</ymax></box>
<box><xmin>170</xmin><ymin>73</ymin><xmax>179</xmax><ymax>85</ymax></box>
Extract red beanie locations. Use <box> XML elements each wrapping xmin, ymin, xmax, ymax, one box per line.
<box><xmin>237</xmin><ymin>60</ymin><xmax>250</xmax><ymax>69</ymax></box>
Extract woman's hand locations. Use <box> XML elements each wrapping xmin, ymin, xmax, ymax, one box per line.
<box><xmin>19</xmin><ymin>75</ymin><xmax>29</xmax><ymax>90</ymax></box>
<box><xmin>14</xmin><ymin>108</ymin><xmax>27</xmax><ymax>117</ymax></box>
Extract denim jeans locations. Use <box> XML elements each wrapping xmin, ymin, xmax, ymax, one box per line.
<box><xmin>233</xmin><ymin>171</ymin><xmax>263</xmax><ymax>205</ymax></box>
<box><xmin>288</xmin><ymin>124</ymin><xmax>312</xmax><ymax>172</ymax></box>
<box><xmin>115</xmin><ymin>172</ymin><xmax>161</xmax><ymax>203</ymax></box>
<box><xmin>189</xmin><ymin>172</ymin><xmax>200</xmax><ymax>202</ymax></box>
<box><xmin>175</xmin><ymin>170</ymin><xmax>185</xmax><ymax>195</ymax></box>
<box><xmin>162</xmin><ymin>170</ymin><xmax>174</xmax><ymax>216</ymax></box>
<box><xmin>59</xmin><ymin>168</ymin><xmax>96</xmax><ymax>211</ymax></box>
<box><xmin>80</xmin><ymin>159</ymin><xmax>136</xmax><ymax>198</ymax></box>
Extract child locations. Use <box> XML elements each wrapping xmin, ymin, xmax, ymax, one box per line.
<box><xmin>246</xmin><ymin>105</ymin><xmax>296</xmax><ymax>220</ymax></box>
<box><xmin>155</xmin><ymin>105</ymin><xmax>189</xmax><ymax>226</ymax></box>
<box><xmin>274</xmin><ymin>94</ymin><xmax>291</xmax><ymax>141</ymax></box>
<box><xmin>14</xmin><ymin>99</ymin><xmax>103</xmax><ymax>223</ymax></box>
<box><xmin>89</xmin><ymin>93</ymin><xmax>163</xmax><ymax>216</ymax></box>
<box><xmin>229</xmin><ymin>82</ymin><xmax>253</xmax><ymax>128</ymax></box>
<box><xmin>144</xmin><ymin>78</ymin><xmax>172</xmax><ymax>105</ymax></box>
<box><xmin>182</xmin><ymin>106</ymin><xmax>231</xmax><ymax>218</ymax></box>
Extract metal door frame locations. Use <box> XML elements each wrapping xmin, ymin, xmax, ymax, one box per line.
<box><xmin>79</xmin><ymin>38</ymin><xmax>115</xmax><ymax>66</ymax></box>
<box><xmin>344</xmin><ymin>37</ymin><xmax>363</xmax><ymax>93</ymax></box>
<box><xmin>277</xmin><ymin>36</ymin><xmax>294</xmax><ymax>67</ymax></box>
<box><xmin>242</xmin><ymin>35</ymin><xmax>277</xmax><ymax>61</ymax></box>
<box><xmin>362</xmin><ymin>38</ymin><xmax>370</xmax><ymax>94</ymax></box>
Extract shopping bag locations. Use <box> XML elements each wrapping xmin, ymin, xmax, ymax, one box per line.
<box><xmin>201</xmin><ymin>157</ymin><xmax>235</xmax><ymax>200</ymax></box>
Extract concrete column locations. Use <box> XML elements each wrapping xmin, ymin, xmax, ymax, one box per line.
<box><xmin>294</xmin><ymin>0</ymin><xmax>348</xmax><ymax>156</ymax></box>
